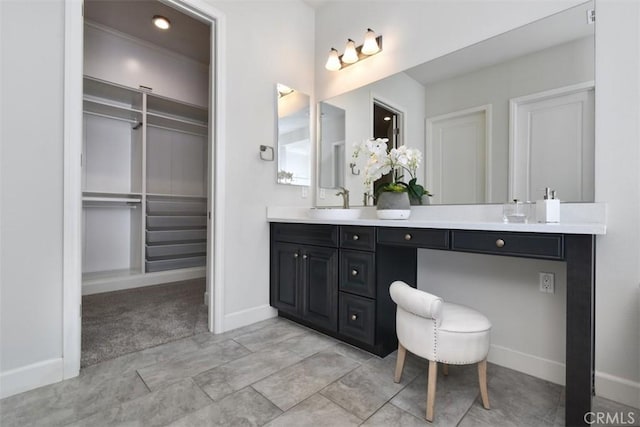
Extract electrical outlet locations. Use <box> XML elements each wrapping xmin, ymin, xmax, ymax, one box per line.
<box><xmin>539</xmin><ymin>272</ymin><xmax>555</xmax><ymax>293</ymax></box>
<box><xmin>301</xmin><ymin>187</ymin><xmax>308</xmax><ymax>198</ymax></box>
<box><xmin>319</xmin><ymin>188</ymin><xmax>326</xmax><ymax>199</ymax></box>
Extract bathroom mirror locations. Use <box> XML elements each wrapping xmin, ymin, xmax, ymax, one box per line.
<box><xmin>318</xmin><ymin>0</ymin><xmax>594</xmax><ymax>206</ymax></box>
<box><xmin>276</xmin><ymin>84</ymin><xmax>311</xmax><ymax>186</ymax></box>
<box><xmin>318</xmin><ymin>101</ymin><xmax>346</xmax><ymax>189</ymax></box>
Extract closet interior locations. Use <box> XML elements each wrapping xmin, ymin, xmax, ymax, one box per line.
<box><xmin>81</xmin><ymin>0</ymin><xmax>211</xmax><ymax>296</ymax></box>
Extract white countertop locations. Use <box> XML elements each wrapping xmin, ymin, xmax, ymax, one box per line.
<box><xmin>267</xmin><ymin>203</ymin><xmax>607</xmax><ymax>235</ymax></box>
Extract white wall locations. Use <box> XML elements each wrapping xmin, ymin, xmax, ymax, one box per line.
<box><xmin>593</xmin><ymin>0</ymin><xmax>640</xmax><ymax>408</ymax></box>
<box><xmin>206</xmin><ymin>0</ymin><xmax>315</xmax><ymax>328</ymax></box>
<box><xmin>315</xmin><ymin>0</ymin><xmax>639</xmax><ymax>408</ymax></box>
<box><xmin>1</xmin><ymin>0</ymin><xmax>65</xmax><ymax>388</ymax></box>
<box><xmin>425</xmin><ymin>36</ymin><xmax>594</xmax><ymax>203</ymax></box>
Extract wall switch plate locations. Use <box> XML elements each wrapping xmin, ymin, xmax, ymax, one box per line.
<box><xmin>539</xmin><ymin>272</ymin><xmax>555</xmax><ymax>293</ymax></box>
<box><xmin>319</xmin><ymin>188</ymin><xmax>326</xmax><ymax>199</ymax></box>
<box><xmin>301</xmin><ymin>187</ymin><xmax>308</xmax><ymax>198</ymax></box>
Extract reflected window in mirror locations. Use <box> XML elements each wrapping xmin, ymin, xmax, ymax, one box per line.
<box><xmin>276</xmin><ymin>84</ymin><xmax>310</xmax><ymax>186</ymax></box>
<box><xmin>316</xmin><ymin>0</ymin><xmax>594</xmax><ymax>206</ymax></box>
<box><xmin>318</xmin><ymin>101</ymin><xmax>346</xmax><ymax>189</ymax></box>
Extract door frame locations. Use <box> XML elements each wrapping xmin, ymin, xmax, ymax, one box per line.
<box><xmin>62</xmin><ymin>0</ymin><xmax>226</xmax><ymax>379</ymax></box>
<box><xmin>425</xmin><ymin>104</ymin><xmax>493</xmax><ymax>204</ymax></box>
<box><xmin>508</xmin><ymin>81</ymin><xmax>595</xmax><ymax>201</ymax></box>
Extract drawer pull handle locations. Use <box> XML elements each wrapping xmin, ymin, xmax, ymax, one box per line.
<box><xmin>302</xmin><ymin>254</ymin><xmax>308</xmax><ymax>259</ymax></box>
<box><xmin>351</xmin><ymin>314</ymin><xmax>358</xmax><ymax>321</ymax></box>
<box><xmin>352</xmin><ymin>234</ymin><xmax>359</xmax><ymax>241</ymax></box>
<box><xmin>404</xmin><ymin>234</ymin><xmax>412</xmax><ymax>241</ymax></box>
<box><xmin>351</xmin><ymin>269</ymin><xmax>358</xmax><ymax>276</ymax></box>
<box><xmin>293</xmin><ymin>253</ymin><xmax>299</xmax><ymax>258</ymax></box>
<box><xmin>496</xmin><ymin>239</ymin><xmax>505</xmax><ymax>248</ymax></box>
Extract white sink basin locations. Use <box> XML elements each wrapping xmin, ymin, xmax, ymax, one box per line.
<box><xmin>308</xmin><ymin>208</ymin><xmax>362</xmax><ymax>220</ymax></box>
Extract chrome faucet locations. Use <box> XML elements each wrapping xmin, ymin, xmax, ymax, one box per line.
<box><xmin>336</xmin><ymin>187</ymin><xmax>350</xmax><ymax>209</ymax></box>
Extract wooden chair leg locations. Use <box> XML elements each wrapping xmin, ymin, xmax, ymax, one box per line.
<box><xmin>478</xmin><ymin>359</ymin><xmax>490</xmax><ymax>409</ymax></box>
<box><xmin>426</xmin><ymin>360</ymin><xmax>438</xmax><ymax>422</ymax></box>
<box><xmin>394</xmin><ymin>342</ymin><xmax>407</xmax><ymax>383</ymax></box>
<box><xmin>442</xmin><ymin>363</ymin><xmax>449</xmax><ymax>376</ymax></box>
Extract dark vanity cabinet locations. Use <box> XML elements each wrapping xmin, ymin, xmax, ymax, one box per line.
<box><xmin>270</xmin><ymin>223</ymin><xmax>339</xmax><ymax>332</ymax></box>
<box><xmin>271</xmin><ymin>223</ymin><xmax>396</xmax><ymax>354</ymax></box>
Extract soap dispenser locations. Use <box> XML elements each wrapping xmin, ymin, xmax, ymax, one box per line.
<box><xmin>536</xmin><ymin>188</ymin><xmax>560</xmax><ymax>223</ymax></box>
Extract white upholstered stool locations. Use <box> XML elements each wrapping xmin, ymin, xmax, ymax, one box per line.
<box><xmin>389</xmin><ymin>280</ymin><xmax>492</xmax><ymax>422</ymax></box>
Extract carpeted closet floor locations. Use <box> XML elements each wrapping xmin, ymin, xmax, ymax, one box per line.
<box><xmin>81</xmin><ymin>278</ymin><xmax>208</xmax><ymax>368</ymax></box>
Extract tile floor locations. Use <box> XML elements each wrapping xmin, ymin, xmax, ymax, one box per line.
<box><xmin>1</xmin><ymin>317</ymin><xmax>638</xmax><ymax>427</ymax></box>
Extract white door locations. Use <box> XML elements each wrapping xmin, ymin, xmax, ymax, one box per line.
<box><xmin>426</xmin><ymin>107</ymin><xmax>489</xmax><ymax>204</ymax></box>
<box><xmin>510</xmin><ymin>84</ymin><xmax>595</xmax><ymax>202</ymax></box>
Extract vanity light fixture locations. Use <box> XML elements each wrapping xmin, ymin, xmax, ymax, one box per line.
<box><xmin>152</xmin><ymin>15</ymin><xmax>171</xmax><ymax>30</ymax></box>
<box><xmin>325</xmin><ymin>28</ymin><xmax>383</xmax><ymax>71</ymax></box>
<box><xmin>277</xmin><ymin>83</ymin><xmax>294</xmax><ymax>98</ymax></box>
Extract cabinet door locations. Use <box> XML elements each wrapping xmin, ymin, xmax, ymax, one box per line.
<box><xmin>271</xmin><ymin>242</ymin><xmax>301</xmax><ymax>316</ymax></box>
<box><xmin>301</xmin><ymin>245</ymin><xmax>338</xmax><ymax>332</ymax></box>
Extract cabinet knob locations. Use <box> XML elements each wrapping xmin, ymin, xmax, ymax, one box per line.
<box><xmin>351</xmin><ymin>314</ymin><xmax>358</xmax><ymax>321</ymax></box>
<box><xmin>351</xmin><ymin>269</ymin><xmax>358</xmax><ymax>276</ymax></box>
<box><xmin>352</xmin><ymin>234</ymin><xmax>359</xmax><ymax>241</ymax></box>
<box><xmin>496</xmin><ymin>239</ymin><xmax>505</xmax><ymax>248</ymax></box>
<box><xmin>302</xmin><ymin>254</ymin><xmax>308</xmax><ymax>259</ymax></box>
<box><xmin>293</xmin><ymin>253</ymin><xmax>299</xmax><ymax>258</ymax></box>
<box><xmin>404</xmin><ymin>234</ymin><xmax>412</xmax><ymax>241</ymax></box>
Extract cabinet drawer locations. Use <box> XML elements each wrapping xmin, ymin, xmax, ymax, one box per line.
<box><xmin>339</xmin><ymin>292</ymin><xmax>375</xmax><ymax>345</ymax></box>
<box><xmin>271</xmin><ymin>223</ymin><xmax>338</xmax><ymax>247</ymax></box>
<box><xmin>451</xmin><ymin>230</ymin><xmax>564</xmax><ymax>260</ymax></box>
<box><xmin>340</xmin><ymin>226</ymin><xmax>376</xmax><ymax>251</ymax></box>
<box><xmin>340</xmin><ymin>250</ymin><xmax>375</xmax><ymax>298</ymax></box>
<box><xmin>377</xmin><ymin>227</ymin><xmax>449</xmax><ymax>249</ymax></box>
<box><xmin>146</xmin><ymin>229</ymin><xmax>206</xmax><ymax>243</ymax></box>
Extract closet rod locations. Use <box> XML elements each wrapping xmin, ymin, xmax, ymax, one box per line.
<box><xmin>83</xmin><ymin>110</ymin><xmax>141</xmax><ymax>127</ymax></box>
<box><xmin>147</xmin><ymin>123</ymin><xmax>208</xmax><ymax>138</ymax></box>
<box><xmin>83</xmin><ymin>204</ymin><xmax>139</xmax><ymax>209</ymax></box>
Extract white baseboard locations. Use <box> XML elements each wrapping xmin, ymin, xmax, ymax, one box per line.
<box><xmin>223</xmin><ymin>304</ymin><xmax>277</xmax><ymax>332</ymax></box>
<box><xmin>0</xmin><ymin>358</ymin><xmax>63</xmax><ymax>399</ymax></box>
<box><xmin>82</xmin><ymin>267</ymin><xmax>206</xmax><ymax>295</ymax></box>
<box><xmin>595</xmin><ymin>371</ymin><xmax>640</xmax><ymax>409</ymax></box>
<box><xmin>488</xmin><ymin>344</ymin><xmax>566</xmax><ymax>386</ymax></box>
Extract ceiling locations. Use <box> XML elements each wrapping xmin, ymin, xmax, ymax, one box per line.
<box><xmin>84</xmin><ymin>0</ymin><xmax>211</xmax><ymax>64</ymax></box>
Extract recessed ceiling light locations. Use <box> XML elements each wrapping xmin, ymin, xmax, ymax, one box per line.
<box><xmin>152</xmin><ymin>15</ymin><xmax>171</xmax><ymax>30</ymax></box>
<box><xmin>383</xmin><ymin>116</ymin><xmax>392</xmax><ymax>121</ymax></box>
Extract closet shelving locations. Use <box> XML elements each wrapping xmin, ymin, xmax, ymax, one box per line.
<box><xmin>82</xmin><ymin>76</ymin><xmax>208</xmax><ymax>289</ymax></box>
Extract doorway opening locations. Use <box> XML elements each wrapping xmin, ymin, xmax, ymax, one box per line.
<box><xmin>64</xmin><ymin>0</ymin><xmax>223</xmax><ymax>373</ymax></box>
<box><xmin>372</xmin><ymin>100</ymin><xmax>403</xmax><ymax>198</ymax></box>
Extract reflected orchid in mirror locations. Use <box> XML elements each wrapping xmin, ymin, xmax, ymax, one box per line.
<box><xmin>352</xmin><ymin>138</ymin><xmax>431</xmax><ymax>202</ymax></box>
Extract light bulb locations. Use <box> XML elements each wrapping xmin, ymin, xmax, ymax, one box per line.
<box><xmin>325</xmin><ymin>48</ymin><xmax>341</xmax><ymax>71</ymax></box>
<box><xmin>152</xmin><ymin>15</ymin><xmax>171</xmax><ymax>30</ymax></box>
<box><xmin>362</xmin><ymin>28</ymin><xmax>380</xmax><ymax>55</ymax></box>
<box><xmin>342</xmin><ymin>39</ymin><xmax>359</xmax><ymax>64</ymax></box>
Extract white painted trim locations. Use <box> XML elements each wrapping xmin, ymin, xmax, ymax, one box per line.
<box><xmin>508</xmin><ymin>81</ymin><xmax>595</xmax><ymax>201</ymax></box>
<box><xmin>61</xmin><ymin>0</ymin><xmax>227</xmax><ymax>397</ymax></box>
<box><xmin>223</xmin><ymin>304</ymin><xmax>277</xmax><ymax>332</ymax></box>
<box><xmin>426</xmin><ymin>104</ymin><xmax>493</xmax><ymax>203</ymax></box>
<box><xmin>488</xmin><ymin>344</ymin><xmax>566</xmax><ymax>386</ymax></box>
<box><xmin>162</xmin><ymin>0</ymin><xmax>227</xmax><ymax>334</ymax></box>
<box><xmin>62</xmin><ymin>0</ymin><xmax>83</xmax><ymax>381</ymax></box>
<box><xmin>595</xmin><ymin>371</ymin><xmax>640</xmax><ymax>409</ymax></box>
<box><xmin>82</xmin><ymin>267</ymin><xmax>205</xmax><ymax>295</ymax></box>
<box><xmin>0</xmin><ymin>358</ymin><xmax>63</xmax><ymax>399</ymax></box>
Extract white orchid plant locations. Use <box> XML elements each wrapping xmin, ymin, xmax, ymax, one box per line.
<box><xmin>352</xmin><ymin>138</ymin><xmax>431</xmax><ymax>202</ymax></box>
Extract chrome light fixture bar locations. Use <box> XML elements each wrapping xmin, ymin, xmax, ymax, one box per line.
<box><xmin>325</xmin><ymin>28</ymin><xmax>383</xmax><ymax>71</ymax></box>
